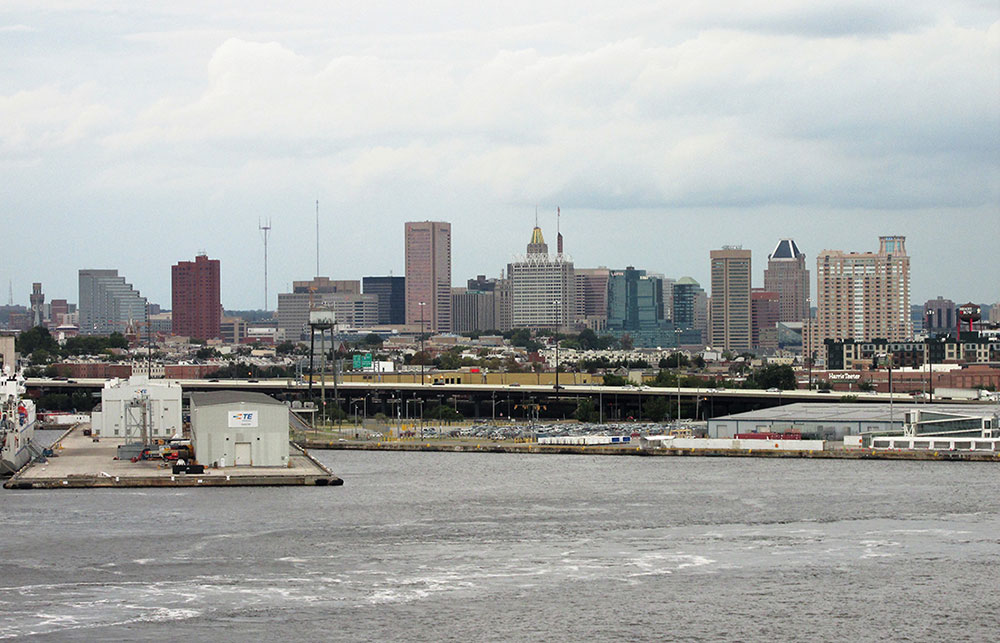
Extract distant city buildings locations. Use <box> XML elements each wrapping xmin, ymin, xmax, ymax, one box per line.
<box><xmin>451</xmin><ymin>287</ymin><xmax>498</xmax><ymax>333</ymax></box>
<box><xmin>672</xmin><ymin>277</ymin><xmax>708</xmax><ymax>346</ymax></box>
<box><xmin>276</xmin><ymin>277</ymin><xmax>377</xmax><ymax>340</ymax></box>
<box><xmin>709</xmin><ymin>247</ymin><xmax>752</xmax><ymax>352</ymax></box>
<box><xmin>751</xmin><ymin>289</ymin><xmax>780</xmax><ymax>351</ymax></box>
<box><xmin>171</xmin><ymin>254</ymin><xmax>221</xmax><ymax>340</ymax></box>
<box><xmin>604</xmin><ymin>267</ymin><xmax>683</xmax><ymax>348</ymax></box>
<box><xmin>405</xmin><ymin>221</ymin><xmax>452</xmax><ymax>333</ymax></box>
<box><xmin>362</xmin><ymin>276</ymin><xmax>405</xmax><ymax>325</ymax></box>
<box><xmin>811</xmin><ymin>236</ymin><xmax>912</xmax><ymax>361</ymax></box>
<box><xmin>923</xmin><ymin>296</ymin><xmax>956</xmax><ymax>336</ymax></box>
<box><xmin>508</xmin><ymin>225</ymin><xmax>576</xmax><ymax>331</ymax></box>
<box><xmin>763</xmin><ymin>239</ymin><xmax>810</xmax><ymax>323</ymax></box>
<box><xmin>78</xmin><ymin>269</ymin><xmax>148</xmax><ymax>335</ymax></box>
<box><xmin>574</xmin><ymin>268</ymin><xmax>610</xmax><ymax>331</ymax></box>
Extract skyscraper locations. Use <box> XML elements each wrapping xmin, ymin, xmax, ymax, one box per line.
<box><xmin>672</xmin><ymin>277</ymin><xmax>708</xmax><ymax>346</ymax></box>
<box><xmin>363</xmin><ymin>276</ymin><xmax>406</xmax><ymax>325</ymax></box>
<box><xmin>763</xmin><ymin>238</ymin><xmax>810</xmax><ymax>323</ymax></box>
<box><xmin>575</xmin><ymin>268</ymin><xmax>610</xmax><ymax>330</ymax></box>
<box><xmin>508</xmin><ymin>224</ymin><xmax>576</xmax><ymax>330</ymax></box>
<box><xmin>171</xmin><ymin>254</ymin><xmax>221</xmax><ymax>340</ymax></box>
<box><xmin>812</xmin><ymin>236</ymin><xmax>912</xmax><ymax>358</ymax></box>
<box><xmin>709</xmin><ymin>247</ymin><xmax>752</xmax><ymax>351</ymax></box>
<box><xmin>79</xmin><ymin>269</ymin><xmax>147</xmax><ymax>335</ymax></box>
<box><xmin>405</xmin><ymin>221</ymin><xmax>452</xmax><ymax>332</ymax></box>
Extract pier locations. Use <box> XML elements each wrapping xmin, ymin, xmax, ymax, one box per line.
<box><xmin>4</xmin><ymin>426</ymin><xmax>342</xmax><ymax>489</ymax></box>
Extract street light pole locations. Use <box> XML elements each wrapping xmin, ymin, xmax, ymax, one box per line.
<box><xmin>419</xmin><ymin>301</ymin><xmax>426</xmax><ymax>386</ymax></box>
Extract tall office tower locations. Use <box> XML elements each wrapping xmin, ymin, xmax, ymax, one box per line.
<box><xmin>363</xmin><ymin>276</ymin><xmax>406</xmax><ymax>325</ymax></box>
<box><xmin>276</xmin><ymin>277</ymin><xmax>376</xmax><ymax>340</ymax></box>
<box><xmin>78</xmin><ymin>269</ymin><xmax>148</xmax><ymax>335</ymax></box>
<box><xmin>673</xmin><ymin>277</ymin><xmax>707</xmax><ymax>344</ymax></box>
<box><xmin>575</xmin><ymin>268</ymin><xmax>610</xmax><ymax>331</ymax></box>
<box><xmin>605</xmin><ymin>267</ymin><xmax>682</xmax><ymax>347</ymax></box>
<box><xmin>171</xmin><ymin>254</ymin><xmax>221</xmax><ymax>340</ymax></box>
<box><xmin>813</xmin><ymin>236</ymin><xmax>912</xmax><ymax>357</ymax></box>
<box><xmin>508</xmin><ymin>224</ymin><xmax>576</xmax><ymax>330</ymax></box>
<box><xmin>751</xmin><ymin>289</ymin><xmax>780</xmax><ymax>351</ymax></box>
<box><xmin>405</xmin><ymin>221</ymin><xmax>452</xmax><ymax>333</ymax></box>
<box><xmin>763</xmin><ymin>239</ymin><xmax>810</xmax><ymax>323</ymax></box>
<box><xmin>709</xmin><ymin>247</ymin><xmax>752</xmax><ymax>352</ymax></box>
<box><xmin>451</xmin><ymin>287</ymin><xmax>498</xmax><ymax>333</ymax></box>
<box><xmin>923</xmin><ymin>297</ymin><xmax>955</xmax><ymax>336</ymax></box>
<box><xmin>29</xmin><ymin>283</ymin><xmax>44</xmax><ymax>327</ymax></box>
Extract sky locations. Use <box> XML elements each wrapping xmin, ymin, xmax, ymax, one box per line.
<box><xmin>2</xmin><ymin>1</ymin><xmax>998</xmax><ymax>311</ymax></box>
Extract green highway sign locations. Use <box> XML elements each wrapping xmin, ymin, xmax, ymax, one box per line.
<box><xmin>353</xmin><ymin>353</ymin><xmax>373</xmax><ymax>369</ymax></box>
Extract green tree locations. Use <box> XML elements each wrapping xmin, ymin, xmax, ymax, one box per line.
<box><xmin>745</xmin><ymin>364</ymin><xmax>796</xmax><ymax>390</ymax></box>
<box><xmin>603</xmin><ymin>374</ymin><xmax>629</xmax><ymax>386</ymax></box>
<box><xmin>195</xmin><ymin>346</ymin><xmax>220</xmax><ymax>360</ymax></box>
<box><xmin>642</xmin><ymin>396</ymin><xmax>671</xmax><ymax>422</ymax></box>
<box><xmin>15</xmin><ymin>326</ymin><xmax>59</xmax><ymax>356</ymax></box>
<box><xmin>574</xmin><ymin>399</ymin><xmax>598</xmax><ymax>422</ymax></box>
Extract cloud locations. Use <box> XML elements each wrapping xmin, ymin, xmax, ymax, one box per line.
<box><xmin>0</xmin><ymin>85</ymin><xmax>117</xmax><ymax>155</ymax></box>
<box><xmin>0</xmin><ymin>24</ymin><xmax>38</xmax><ymax>32</ymax></box>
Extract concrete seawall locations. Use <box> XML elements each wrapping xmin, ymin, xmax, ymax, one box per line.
<box><xmin>298</xmin><ymin>440</ymin><xmax>1000</xmax><ymax>462</ymax></box>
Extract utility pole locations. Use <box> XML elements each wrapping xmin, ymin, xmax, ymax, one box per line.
<box><xmin>259</xmin><ymin>218</ymin><xmax>272</xmax><ymax>311</ymax></box>
<box><xmin>419</xmin><ymin>301</ymin><xmax>426</xmax><ymax>386</ymax></box>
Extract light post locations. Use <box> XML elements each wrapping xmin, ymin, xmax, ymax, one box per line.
<box><xmin>926</xmin><ymin>311</ymin><xmax>935</xmax><ymax>402</ymax></box>
<box><xmin>419</xmin><ymin>301</ymin><xmax>426</xmax><ymax>386</ymax></box>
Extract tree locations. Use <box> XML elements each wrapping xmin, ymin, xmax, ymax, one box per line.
<box><xmin>15</xmin><ymin>326</ymin><xmax>59</xmax><ymax>356</ymax></box>
<box><xmin>361</xmin><ymin>333</ymin><xmax>384</xmax><ymax>347</ymax></box>
<box><xmin>642</xmin><ymin>397</ymin><xmax>671</xmax><ymax>422</ymax></box>
<box><xmin>620</xmin><ymin>333</ymin><xmax>634</xmax><ymax>350</ymax></box>
<box><xmin>858</xmin><ymin>379</ymin><xmax>875</xmax><ymax>392</ymax></box>
<box><xmin>745</xmin><ymin>364</ymin><xmax>796</xmax><ymax>390</ymax></box>
<box><xmin>603</xmin><ymin>374</ymin><xmax>629</xmax><ymax>386</ymax></box>
<box><xmin>574</xmin><ymin>399</ymin><xmax>598</xmax><ymax>423</ymax></box>
<box><xmin>195</xmin><ymin>346</ymin><xmax>220</xmax><ymax>360</ymax></box>
<box><xmin>275</xmin><ymin>341</ymin><xmax>297</xmax><ymax>354</ymax></box>
<box><xmin>658</xmin><ymin>353</ymin><xmax>689</xmax><ymax>369</ymax></box>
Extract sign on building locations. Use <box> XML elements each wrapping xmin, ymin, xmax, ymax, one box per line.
<box><xmin>228</xmin><ymin>410</ymin><xmax>259</xmax><ymax>427</ymax></box>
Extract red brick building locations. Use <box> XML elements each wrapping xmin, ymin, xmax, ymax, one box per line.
<box><xmin>171</xmin><ymin>254</ymin><xmax>221</xmax><ymax>340</ymax></box>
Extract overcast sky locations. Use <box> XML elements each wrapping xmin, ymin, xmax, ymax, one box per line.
<box><xmin>2</xmin><ymin>1</ymin><xmax>998</xmax><ymax>311</ymax></box>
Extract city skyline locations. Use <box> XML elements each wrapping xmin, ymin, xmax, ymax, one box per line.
<box><xmin>2</xmin><ymin>2</ymin><xmax>997</xmax><ymax>308</ymax></box>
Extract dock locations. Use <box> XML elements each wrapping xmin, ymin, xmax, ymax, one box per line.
<box><xmin>298</xmin><ymin>439</ymin><xmax>1000</xmax><ymax>462</ymax></box>
<box><xmin>4</xmin><ymin>426</ymin><xmax>342</xmax><ymax>489</ymax></box>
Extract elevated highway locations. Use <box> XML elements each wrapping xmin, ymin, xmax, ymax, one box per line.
<box><xmin>25</xmin><ymin>377</ymin><xmax>964</xmax><ymax>421</ymax></box>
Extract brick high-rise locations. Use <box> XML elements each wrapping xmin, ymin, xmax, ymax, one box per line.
<box><xmin>811</xmin><ymin>236</ymin><xmax>911</xmax><ymax>360</ymax></box>
<box><xmin>763</xmin><ymin>238</ymin><xmax>810</xmax><ymax>323</ymax></box>
<box><xmin>171</xmin><ymin>254</ymin><xmax>221</xmax><ymax>340</ymax></box>
<box><xmin>405</xmin><ymin>221</ymin><xmax>452</xmax><ymax>332</ymax></box>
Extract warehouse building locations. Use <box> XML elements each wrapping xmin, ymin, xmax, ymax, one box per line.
<box><xmin>708</xmin><ymin>402</ymin><xmax>1000</xmax><ymax>441</ymax></box>
<box><xmin>91</xmin><ymin>376</ymin><xmax>182</xmax><ymax>439</ymax></box>
<box><xmin>189</xmin><ymin>391</ymin><xmax>290</xmax><ymax>467</ymax></box>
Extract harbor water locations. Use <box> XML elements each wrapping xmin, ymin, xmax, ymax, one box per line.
<box><xmin>2</xmin><ymin>449</ymin><xmax>998</xmax><ymax>641</ymax></box>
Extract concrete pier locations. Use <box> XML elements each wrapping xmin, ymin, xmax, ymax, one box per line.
<box><xmin>4</xmin><ymin>426</ymin><xmax>342</xmax><ymax>489</ymax></box>
<box><xmin>299</xmin><ymin>439</ymin><xmax>1000</xmax><ymax>462</ymax></box>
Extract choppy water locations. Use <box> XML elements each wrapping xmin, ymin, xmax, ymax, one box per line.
<box><xmin>2</xmin><ymin>450</ymin><xmax>998</xmax><ymax>641</ymax></box>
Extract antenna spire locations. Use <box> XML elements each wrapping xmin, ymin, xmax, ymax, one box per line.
<box><xmin>316</xmin><ymin>199</ymin><xmax>320</xmax><ymax>277</ymax></box>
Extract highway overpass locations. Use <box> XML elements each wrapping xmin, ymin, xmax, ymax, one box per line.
<box><xmin>26</xmin><ymin>377</ymin><xmax>962</xmax><ymax>422</ymax></box>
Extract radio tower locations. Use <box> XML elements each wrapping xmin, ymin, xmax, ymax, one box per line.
<box><xmin>315</xmin><ymin>199</ymin><xmax>320</xmax><ymax>277</ymax></box>
<box><xmin>259</xmin><ymin>218</ymin><xmax>272</xmax><ymax>311</ymax></box>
